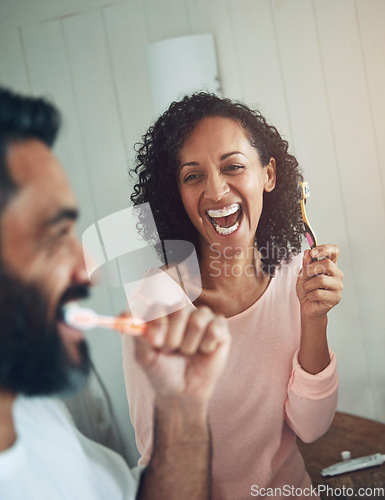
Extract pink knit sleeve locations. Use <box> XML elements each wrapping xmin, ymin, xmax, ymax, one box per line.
<box><xmin>285</xmin><ymin>348</ymin><xmax>338</xmax><ymax>443</ymax></box>
<box><xmin>121</xmin><ymin>334</ymin><xmax>155</xmax><ymax>466</ymax></box>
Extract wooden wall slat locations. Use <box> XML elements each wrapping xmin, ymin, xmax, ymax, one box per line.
<box><xmin>226</xmin><ymin>0</ymin><xmax>292</xmax><ymax>142</ymax></box>
<box><xmin>103</xmin><ymin>1</ymin><xmax>154</xmax><ymax>149</ymax></box>
<box><xmin>21</xmin><ymin>21</ymin><xmax>95</xmax><ymax>226</ymax></box>
<box><xmin>355</xmin><ymin>0</ymin><xmax>385</xmax><ymax>207</ymax></box>
<box><xmin>314</xmin><ymin>0</ymin><xmax>385</xmax><ymax>419</ymax></box>
<box><xmin>0</xmin><ymin>29</ymin><xmax>31</xmax><ymax>92</ymax></box>
<box><xmin>0</xmin><ymin>0</ymin><xmax>123</xmax><ymax>32</ymax></box>
<box><xmin>271</xmin><ymin>0</ymin><xmax>373</xmax><ymax>417</ymax></box>
<box><xmin>143</xmin><ymin>0</ymin><xmax>191</xmax><ymax>43</ymax></box>
<box><xmin>185</xmin><ymin>0</ymin><xmax>243</xmax><ymax>99</ymax></box>
<box><xmin>63</xmin><ymin>11</ymin><xmax>130</xmax><ymax>217</ymax></box>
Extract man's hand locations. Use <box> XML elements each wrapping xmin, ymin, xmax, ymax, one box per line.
<box><xmin>135</xmin><ymin>305</ymin><xmax>230</xmax><ymax>500</ymax></box>
<box><xmin>133</xmin><ymin>305</ymin><xmax>231</xmax><ymax>405</ymax></box>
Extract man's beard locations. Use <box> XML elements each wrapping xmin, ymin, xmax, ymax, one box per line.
<box><xmin>0</xmin><ymin>268</ymin><xmax>91</xmax><ymax>397</ymax></box>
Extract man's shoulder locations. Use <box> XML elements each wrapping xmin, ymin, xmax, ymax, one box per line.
<box><xmin>8</xmin><ymin>395</ymin><xmax>141</xmax><ymax>499</ymax></box>
<box><xmin>16</xmin><ymin>395</ymin><xmax>69</xmax><ymax>415</ymax></box>
<box><xmin>14</xmin><ymin>395</ymin><xmax>74</xmax><ymax>430</ymax></box>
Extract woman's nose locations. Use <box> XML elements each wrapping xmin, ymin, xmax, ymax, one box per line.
<box><xmin>203</xmin><ymin>174</ymin><xmax>229</xmax><ymax>201</ymax></box>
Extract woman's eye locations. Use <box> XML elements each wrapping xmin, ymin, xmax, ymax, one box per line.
<box><xmin>183</xmin><ymin>173</ymin><xmax>201</xmax><ymax>183</ymax></box>
<box><xmin>225</xmin><ymin>164</ymin><xmax>244</xmax><ymax>173</ymax></box>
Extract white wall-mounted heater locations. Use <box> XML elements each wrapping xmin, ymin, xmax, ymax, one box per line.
<box><xmin>146</xmin><ymin>33</ymin><xmax>221</xmax><ymax>116</ymax></box>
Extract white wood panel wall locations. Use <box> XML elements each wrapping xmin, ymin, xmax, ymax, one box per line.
<box><xmin>1</xmin><ymin>0</ymin><xmax>384</xmax><ymax>463</ymax></box>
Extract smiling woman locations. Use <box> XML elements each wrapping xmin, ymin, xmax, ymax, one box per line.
<box><xmin>123</xmin><ymin>93</ymin><xmax>343</xmax><ymax>500</ymax></box>
<box><xmin>131</xmin><ymin>93</ymin><xmax>304</xmax><ymax>274</ymax></box>
<box><xmin>177</xmin><ymin>116</ymin><xmax>276</xmax><ymax>263</ymax></box>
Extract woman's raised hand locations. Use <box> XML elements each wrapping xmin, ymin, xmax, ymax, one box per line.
<box><xmin>296</xmin><ymin>244</ymin><xmax>344</xmax><ymax>320</ymax></box>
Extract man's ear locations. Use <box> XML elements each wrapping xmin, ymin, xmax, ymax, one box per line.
<box><xmin>264</xmin><ymin>157</ymin><xmax>276</xmax><ymax>193</ymax></box>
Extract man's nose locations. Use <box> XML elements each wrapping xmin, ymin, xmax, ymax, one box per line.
<box><xmin>203</xmin><ymin>174</ymin><xmax>229</xmax><ymax>201</ymax></box>
<box><xmin>71</xmin><ymin>238</ymin><xmax>90</xmax><ymax>286</ymax></box>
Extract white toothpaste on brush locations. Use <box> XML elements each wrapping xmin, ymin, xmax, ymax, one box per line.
<box><xmin>63</xmin><ymin>305</ymin><xmax>145</xmax><ymax>336</ymax></box>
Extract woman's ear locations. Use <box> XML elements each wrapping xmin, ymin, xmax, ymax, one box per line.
<box><xmin>264</xmin><ymin>157</ymin><xmax>276</xmax><ymax>193</ymax></box>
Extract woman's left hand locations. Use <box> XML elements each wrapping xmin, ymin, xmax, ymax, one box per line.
<box><xmin>296</xmin><ymin>244</ymin><xmax>344</xmax><ymax>320</ymax></box>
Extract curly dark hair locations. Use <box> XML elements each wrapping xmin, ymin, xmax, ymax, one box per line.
<box><xmin>130</xmin><ymin>92</ymin><xmax>305</xmax><ymax>275</ymax></box>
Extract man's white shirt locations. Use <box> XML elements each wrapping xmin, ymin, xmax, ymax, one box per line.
<box><xmin>0</xmin><ymin>396</ymin><xmax>142</xmax><ymax>500</ymax></box>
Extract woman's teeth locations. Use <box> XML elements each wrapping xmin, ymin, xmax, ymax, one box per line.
<box><xmin>207</xmin><ymin>203</ymin><xmax>242</xmax><ymax>235</ymax></box>
<box><xmin>214</xmin><ymin>221</ymin><xmax>240</xmax><ymax>235</ymax></box>
<box><xmin>207</xmin><ymin>203</ymin><xmax>240</xmax><ymax>218</ymax></box>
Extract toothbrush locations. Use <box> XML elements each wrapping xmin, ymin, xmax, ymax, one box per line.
<box><xmin>64</xmin><ymin>304</ymin><xmax>145</xmax><ymax>336</ymax></box>
<box><xmin>321</xmin><ymin>453</ymin><xmax>385</xmax><ymax>477</ymax></box>
<box><xmin>298</xmin><ymin>181</ymin><xmax>318</xmax><ymax>250</ymax></box>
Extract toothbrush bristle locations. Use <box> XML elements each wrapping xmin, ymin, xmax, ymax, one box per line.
<box><xmin>63</xmin><ymin>304</ymin><xmax>145</xmax><ymax>335</ymax></box>
<box><xmin>63</xmin><ymin>305</ymin><xmax>97</xmax><ymax>330</ymax></box>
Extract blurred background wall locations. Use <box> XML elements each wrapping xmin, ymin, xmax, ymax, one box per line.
<box><xmin>1</xmin><ymin>0</ymin><xmax>384</xmax><ymax>465</ymax></box>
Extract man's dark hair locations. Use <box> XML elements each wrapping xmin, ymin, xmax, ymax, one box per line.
<box><xmin>0</xmin><ymin>86</ymin><xmax>61</xmax><ymax>213</ymax></box>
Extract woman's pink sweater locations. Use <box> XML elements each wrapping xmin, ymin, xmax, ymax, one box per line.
<box><xmin>122</xmin><ymin>254</ymin><xmax>338</xmax><ymax>499</ymax></box>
